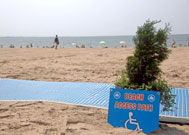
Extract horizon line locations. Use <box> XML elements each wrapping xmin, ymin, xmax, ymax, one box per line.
<box><xmin>1</xmin><ymin>33</ymin><xmax>189</xmax><ymax>38</ymax></box>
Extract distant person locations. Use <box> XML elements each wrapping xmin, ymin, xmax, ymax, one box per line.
<box><xmin>54</xmin><ymin>35</ymin><xmax>59</xmax><ymax>49</ymax></box>
<box><xmin>171</xmin><ymin>40</ymin><xmax>176</xmax><ymax>48</ymax></box>
<box><xmin>76</xmin><ymin>45</ymin><xmax>80</xmax><ymax>48</ymax></box>
<box><xmin>81</xmin><ymin>44</ymin><xmax>85</xmax><ymax>48</ymax></box>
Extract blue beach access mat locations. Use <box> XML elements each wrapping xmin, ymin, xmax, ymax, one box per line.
<box><xmin>0</xmin><ymin>79</ymin><xmax>188</xmax><ymax>124</ymax></box>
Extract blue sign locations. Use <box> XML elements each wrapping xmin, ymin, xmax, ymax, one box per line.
<box><xmin>108</xmin><ymin>88</ymin><xmax>160</xmax><ymax>134</ymax></box>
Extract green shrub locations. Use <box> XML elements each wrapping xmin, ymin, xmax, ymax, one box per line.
<box><xmin>115</xmin><ymin>20</ymin><xmax>175</xmax><ymax>111</ymax></box>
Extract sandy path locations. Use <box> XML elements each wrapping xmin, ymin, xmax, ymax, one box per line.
<box><xmin>0</xmin><ymin>101</ymin><xmax>188</xmax><ymax>135</ymax></box>
<box><xmin>0</xmin><ymin>47</ymin><xmax>189</xmax><ymax>88</ymax></box>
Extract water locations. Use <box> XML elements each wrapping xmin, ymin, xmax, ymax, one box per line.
<box><xmin>0</xmin><ymin>34</ymin><xmax>189</xmax><ymax>48</ymax></box>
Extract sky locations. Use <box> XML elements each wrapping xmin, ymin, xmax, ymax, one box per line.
<box><xmin>0</xmin><ymin>0</ymin><xmax>189</xmax><ymax>36</ymax></box>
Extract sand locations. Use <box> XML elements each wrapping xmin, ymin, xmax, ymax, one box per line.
<box><xmin>0</xmin><ymin>47</ymin><xmax>189</xmax><ymax>135</ymax></box>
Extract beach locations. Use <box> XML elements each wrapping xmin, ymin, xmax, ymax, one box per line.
<box><xmin>0</xmin><ymin>47</ymin><xmax>189</xmax><ymax>135</ymax></box>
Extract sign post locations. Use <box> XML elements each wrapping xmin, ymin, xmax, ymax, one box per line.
<box><xmin>108</xmin><ymin>88</ymin><xmax>160</xmax><ymax>134</ymax></box>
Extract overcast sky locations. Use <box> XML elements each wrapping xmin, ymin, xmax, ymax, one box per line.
<box><xmin>0</xmin><ymin>0</ymin><xmax>189</xmax><ymax>36</ymax></box>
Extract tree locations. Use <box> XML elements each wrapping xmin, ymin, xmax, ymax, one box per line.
<box><xmin>115</xmin><ymin>20</ymin><xmax>175</xmax><ymax>111</ymax></box>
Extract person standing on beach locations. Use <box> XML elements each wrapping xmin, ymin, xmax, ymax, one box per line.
<box><xmin>54</xmin><ymin>35</ymin><xmax>59</xmax><ymax>49</ymax></box>
<box><xmin>171</xmin><ymin>40</ymin><xmax>176</xmax><ymax>48</ymax></box>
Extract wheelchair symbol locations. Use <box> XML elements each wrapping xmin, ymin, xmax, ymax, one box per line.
<box><xmin>125</xmin><ymin>112</ymin><xmax>143</xmax><ymax>132</ymax></box>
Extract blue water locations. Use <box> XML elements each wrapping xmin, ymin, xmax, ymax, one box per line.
<box><xmin>0</xmin><ymin>34</ymin><xmax>189</xmax><ymax>48</ymax></box>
